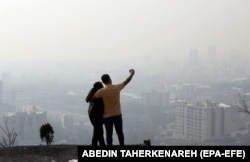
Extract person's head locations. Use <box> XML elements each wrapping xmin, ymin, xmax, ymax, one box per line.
<box><xmin>93</xmin><ymin>81</ymin><xmax>103</xmax><ymax>91</ymax></box>
<box><xmin>86</xmin><ymin>81</ymin><xmax>103</xmax><ymax>102</ymax></box>
<box><xmin>101</xmin><ymin>74</ymin><xmax>112</xmax><ymax>85</ymax></box>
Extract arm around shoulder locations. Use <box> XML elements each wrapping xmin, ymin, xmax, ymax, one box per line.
<box><xmin>85</xmin><ymin>88</ymin><xmax>95</xmax><ymax>103</ymax></box>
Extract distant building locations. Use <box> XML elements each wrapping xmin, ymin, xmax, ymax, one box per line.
<box><xmin>207</xmin><ymin>45</ymin><xmax>216</xmax><ymax>61</ymax></box>
<box><xmin>174</xmin><ymin>100</ymin><xmax>232</xmax><ymax>142</ymax></box>
<box><xmin>181</xmin><ymin>83</ymin><xmax>210</xmax><ymax>94</ymax></box>
<box><xmin>0</xmin><ymin>80</ymin><xmax>2</xmax><ymax>103</ymax></box>
<box><xmin>188</xmin><ymin>49</ymin><xmax>199</xmax><ymax>65</ymax></box>
<box><xmin>3</xmin><ymin>104</ymin><xmax>47</xmax><ymax>145</ymax></box>
<box><xmin>62</xmin><ymin>115</ymin><xmax>74</xmax><ymax>129</ymax></box>
<box><xmin>141</xmin><ymin>89</ymin><xmax>169</xmax><ymax>107</ymax></box>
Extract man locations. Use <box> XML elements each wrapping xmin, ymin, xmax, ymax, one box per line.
<box><xmin>93</xmin><ymin>69</ymin><xmax>135</xmax><ymax>146</ymax></box>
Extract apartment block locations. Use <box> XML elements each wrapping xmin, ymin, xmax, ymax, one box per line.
<box><xmin>174</xmin><ymin>100</ymin><xmax>232</xmax><ymax>142</ymax></box>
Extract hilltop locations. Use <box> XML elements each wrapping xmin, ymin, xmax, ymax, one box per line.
<box><xmin>0</xmin><ymin>145</ymin><xmax>78</xmax><ymax>162</ymax></box>
<box><xmin>0</xmin><ymin>144</ymin><xmax>148</xmax><ymax>162</ymax></box>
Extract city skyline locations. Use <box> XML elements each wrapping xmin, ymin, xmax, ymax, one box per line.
<box><xmin>1</xmin><ymin>0</ymin><xmax>250</xmax><ymax>147</ymax></box>
<box><xmin>1</xmin><ymin>0</ymin><xmax>250</xmax><ymax>64</ymax></box>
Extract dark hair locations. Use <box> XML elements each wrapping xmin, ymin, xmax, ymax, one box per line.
<box><xmin>101</xmin><ymin>74</ymin><xmax>110</xmax><ymax>84</ymax></box>
<box><xmin>93</xmin><ymin>81</ymin><xmax>103</xmax><ymax>90</ymax></box>
<box><xmin>85</xmin><ymin>81</ymin><xmax>103</xmax><ymax>103</ymax></box>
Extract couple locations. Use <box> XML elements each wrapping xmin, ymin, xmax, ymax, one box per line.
<box><xmin>85</xmin><ymin>69</ymin><xmax>135</xmax><ymax>146</ymax></box>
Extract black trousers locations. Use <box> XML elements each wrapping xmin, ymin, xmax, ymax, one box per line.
<box><xmin>104</xmin><ymin>115</ymin><xmax>124</xmax><ymax>146</ymax></box>
<box><xmin>89</xmin><ymin>115</ymin><xmax>106</xmax><ymax>146</ymax></box>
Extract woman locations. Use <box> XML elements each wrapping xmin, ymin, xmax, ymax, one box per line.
<box><xmin>85</xmin><ymin>81</ymin><xmax>106</xmax><ymax>146</ymax></box>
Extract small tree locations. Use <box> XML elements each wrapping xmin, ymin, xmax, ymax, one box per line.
<box><xmin>235</xmin><ymin>94</ymin><xmax>250</xmax><ymax>115</ymax></box>
<box><xmin>0</xmin><ymin>117</ymin><xmax>17</xmax><ymax>148</ymax></box>
<box><xmin>40</xmin><ymin>123</ymin><xmax>54</xmax><ymax>145</ymax></box>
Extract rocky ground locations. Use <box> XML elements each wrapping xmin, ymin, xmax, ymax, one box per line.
<box><xmin>0</xmin><ymin>145</ymin><xmax>78</xmax><ymax>162</ymax></box>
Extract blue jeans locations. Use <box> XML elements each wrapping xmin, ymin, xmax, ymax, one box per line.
<box><xmin>104</xmin><ymin>115</ymin><xmax>124</xmax><ymax>146</ymax></box>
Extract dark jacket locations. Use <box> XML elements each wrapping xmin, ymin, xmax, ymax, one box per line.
<box><xmin>88</xmin><ymin>98</ymin><xmax>104</xmax><ymax>120</ymax></box>
<box><xmin>86</xmin><ymin>87</ymin><xmax>104</xmax><ymax>124</ymax></box>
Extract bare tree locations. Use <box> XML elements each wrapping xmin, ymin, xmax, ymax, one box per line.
<box><xmin>0</xmin><ymin>117</ymin><xmax>18</xmax><ymax>148</ymax></box>
<box><xmin>235</xmin><ymin>94</ymin><xmax>250</xmax><ymax>115</ymax></box>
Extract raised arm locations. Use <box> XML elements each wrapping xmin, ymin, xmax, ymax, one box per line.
<box><xmin>123</xmin><ymin>69</ymin><xmax>135</xmax><ymax>86</ymax></box>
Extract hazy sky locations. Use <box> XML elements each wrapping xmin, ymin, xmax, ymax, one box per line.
<box><xmin>1</xmin><ymin>0</ymin><xmax>250</xmax><ymax>65</ymax></box>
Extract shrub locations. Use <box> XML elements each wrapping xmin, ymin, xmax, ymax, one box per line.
<box><xmin>0</xmin><ymin>117</ymin><xmax>17</xmax><ymax>148</ymax></box>
<box><xmin>39</xmin><ymin>123</ymin><xmax>54</xmax><ymax>145</ymax></box>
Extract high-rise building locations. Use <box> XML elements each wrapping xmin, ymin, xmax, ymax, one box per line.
<box><xmin>4</xmin><ymin>104</ymin><xmax>47</xmax><ymax>145</ymax></box>
<box><xmin>174</xmin><ymin>100</ymin><xmax>232</xmax><ymax>142</ymax></box>
<box><xmin>62</xmin><ymin>115</ymin><xmax>74</xmax><ymax>129</ymax></box>
<box><xmin>141</xmin><ymin>89</ymin><xmax>169</xmax><ymax>107</ymax></box>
